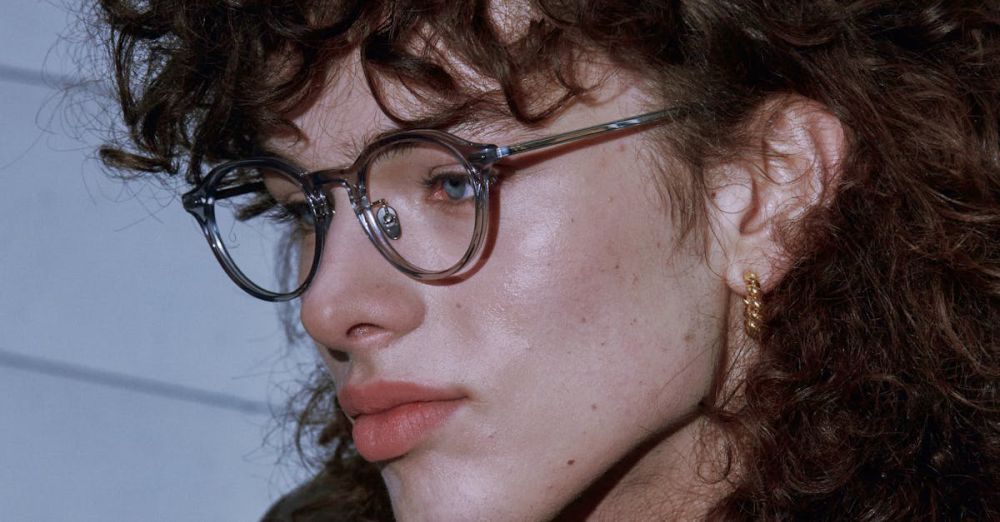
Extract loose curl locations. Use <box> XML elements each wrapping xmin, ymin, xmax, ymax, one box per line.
<box><xmin>94</xmin><ymin>1</ymin><xmax>1000</xmax><ymax>520</ymax></box>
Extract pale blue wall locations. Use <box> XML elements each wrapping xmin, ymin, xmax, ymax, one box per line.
<box><xmin>0</xmin><ymin>1</ymin><xmax>312</xmax><ymax>520</ymax></box>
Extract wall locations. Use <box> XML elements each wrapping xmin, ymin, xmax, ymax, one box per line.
<box><xmin>0</xmin><ymin>2</ymin><xmax>312</xmax><ymax>520</ymax></box>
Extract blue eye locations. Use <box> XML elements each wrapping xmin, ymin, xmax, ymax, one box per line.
<box><xmin>442</xmin><ymin>176</ymin><xmax>473</xmax><ymax>200</ymax></box>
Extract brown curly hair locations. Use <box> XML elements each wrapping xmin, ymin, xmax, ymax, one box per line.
<box><xmin>94</xmin><ymin>1</ymin><xmax>1000</xmax><ymax>520</ymax></box>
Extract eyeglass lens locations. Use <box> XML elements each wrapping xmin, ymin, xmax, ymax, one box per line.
<box><xmin>365</xmin><ymin>140</ymin><xmax>478</xmax><ymax>273</ymax></box>
<box><xmin>211</xmin><ymin>166</ymin><xmax>317</xmax><ymax>295</ymax></box>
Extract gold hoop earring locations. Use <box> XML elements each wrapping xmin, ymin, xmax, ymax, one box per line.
<box><xmin>743</xmin><ymin>272</ymin><xmax>763</xmax><ymax>341</ymax></box>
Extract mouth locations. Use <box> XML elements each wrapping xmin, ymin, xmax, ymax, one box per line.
<box><xmin>339</xmin><ymin>381</ymin><xmax>466</xmax><ymax>462</ymax></box>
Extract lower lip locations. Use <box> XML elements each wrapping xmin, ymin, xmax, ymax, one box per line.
<box><xmin>352</xmin><ymin>399</ymin><xmax>464</xmax><ymax>462</ymax></box>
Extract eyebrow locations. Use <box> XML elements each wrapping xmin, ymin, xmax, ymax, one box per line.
<box><xmin>263</xmin><ymin>106</ymin><xmax>532</xmax><ymax>171</ymax></box>
<box><xmin>379</xmin><ymin>110</ymin><xmax>525</xmax><ymax>145</ymax></box>
<box><xmin>333</xmin><ymin>114</ymin><xmax>522</xmax><ymax>161</ymax></box>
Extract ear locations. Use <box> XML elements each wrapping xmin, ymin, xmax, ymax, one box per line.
<box><xmin>708</xmin><ymin>96</ymin><xmax>846</xmax><ymax>297</ymax></box>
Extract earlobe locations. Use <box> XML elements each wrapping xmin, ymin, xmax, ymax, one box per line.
<box><xmin>715</xmin><ymin>96</ymin><xmax>846</xmax><ymax>296</ymax></box>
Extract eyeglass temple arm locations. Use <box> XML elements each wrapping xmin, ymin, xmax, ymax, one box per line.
<box><xmin>493</xmin><ymin>108</ymin><xmax>683</xmax><ymax>160</ymax></box>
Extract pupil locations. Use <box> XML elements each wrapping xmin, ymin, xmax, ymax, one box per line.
<box><xmin>444</xmin><ymin>177</ymin><xmax>468</xmax><ymax>200</ymax></box>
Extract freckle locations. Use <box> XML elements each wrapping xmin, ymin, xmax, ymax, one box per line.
<box><xmin>684</xmin><ymin>332</ymin><xmax>695</xmax><ymax>342</ymax></box>
<box><xmin>607</xmin><ymin>196</ymin><xmax>614</xmax><ymax>203</ymax></box>
<box><xmin>630</xmin><ymin>317</ymin><xmax>638</xmax><ymax>325</ymax></box>
<box><xmin>632</xmin><ymin>274</ymin><xmax>639</xmax><ymax>285</ymax></box>
<box><xmin>570</xmin><ymin>217</ymin><xmax>575</xmax><ymax>223</ymax></box>
<box><xmin>614</xmin><ymin>262</ymin><xmax>620</xmax><ymax>270</ymax></box>
<box><xmin>600</xmin><ymin>341</ymin><xmax>607</xmax><ymax>347</ymax></box>
<box><xmin>567</xmin><ymin>459</ymin><xmax>576</xmax><ymax>466</ymax></box>
<box><xmin>580</xmin><ymin>316</ymin><xmax>588</xmax><ymax>324</ymax></box>
<box><xmin>591</xmin><ymin>404</ymin><xmax>597</xmax><ymax>411</ymax></box>
<box><xmin>656</xmin><ymin>241</ymin><xmax>662</xmax><ymax>249</ymax></box>
<box><xmin>455</xmin><ymin>303</ymin><xmax>462</xmax><ymax>309</ymax></box>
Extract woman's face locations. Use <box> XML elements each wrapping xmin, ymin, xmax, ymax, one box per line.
<box><xmin>272</xmin><ymin>56</ymin><xmax>734</xmax><ymax>520</ymax></box>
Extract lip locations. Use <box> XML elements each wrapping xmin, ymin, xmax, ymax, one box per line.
<box><xmin>339</xmin><ymin>381</ymin><xmax>466</xmax><ymax>461</ymax></box>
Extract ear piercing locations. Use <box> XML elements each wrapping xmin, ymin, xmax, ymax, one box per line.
<box><xmin>743</xmin><ymin>272</ymin><xmax>763</xmax><ymax>341</ymax></box>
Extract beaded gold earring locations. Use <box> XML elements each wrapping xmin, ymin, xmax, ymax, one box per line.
<box><xmin>743</xmin><ymin>272</ymin><xmax>763</xmax><ymax>341</ymax></box>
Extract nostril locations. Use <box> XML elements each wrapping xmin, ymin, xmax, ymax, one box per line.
<box><xmin>326</xmin><ymin>347</ymin><xmax>349</xmax><ymax>362</ymax></box>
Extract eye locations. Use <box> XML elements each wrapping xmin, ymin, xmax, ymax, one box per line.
<box><xmin>423</xmin><ymin>172</ymin><xmax>475</xmax><ymax>202</ymax></box>
<box><xmin>272</xmin><ymin>200</ymin><xmax>316</xmax><ymax>228</ymax></box>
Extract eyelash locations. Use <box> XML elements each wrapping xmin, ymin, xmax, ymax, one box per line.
<box><xmin>420</xmin><ymin>171</ymin><xmax>475</xmax><ymax>201</ymax></box>
<box><xmin>269</xmin><ymin>201</ymin><xmax>315</xmax><ymax>227</ymax></box>
<box><xmin>230</xmin><ymin>190</ymin><xmax>312</xmax><ymax>229</ymax></box>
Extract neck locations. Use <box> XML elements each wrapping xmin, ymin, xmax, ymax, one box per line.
<box><xmin>553</xmin><ymin>414</ymin><xmax>730</xmax><ymax>522</ymax></box>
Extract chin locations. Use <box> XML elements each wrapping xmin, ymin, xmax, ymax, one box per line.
<box><xmin>379</xmin><ymin>453</ymin><xmax>563</xmax><ymax>522</ymax></box>
<box><xmin>382</xmin><ymin>475</ymin><xmax>497</xmax><ymax>521</ymax></box>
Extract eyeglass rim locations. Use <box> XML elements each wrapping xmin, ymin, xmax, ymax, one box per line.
<box><xmin>181</xmin><ymin>107</ymin><xmax>686</xmax><ymax>301</ymax></box>
<box><xmin>181</xmin><ymin>158</ymin><xmax>324</xmax><ymax>301</ymax></box>
<box><xmin>351</xmin><ymin>133</ymin><xmax>494</xmax><ymax>284</ymax></box>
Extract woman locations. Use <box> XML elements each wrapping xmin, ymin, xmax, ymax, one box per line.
<box><xmin>95</xmin><ymin>1</ymin><xmax>999</xmax><ymax>520</ymax></box>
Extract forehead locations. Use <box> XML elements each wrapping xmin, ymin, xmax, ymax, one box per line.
<box><xmin>265</xmin><ymin>54</ymin><xmax>390</xmax><ymax>169</ymax></box>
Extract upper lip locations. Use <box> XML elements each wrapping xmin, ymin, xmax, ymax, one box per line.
<box><xmin>338</xmin><ymin>380</ymin><xmax>466</xmax><ymax>418</ymax></box>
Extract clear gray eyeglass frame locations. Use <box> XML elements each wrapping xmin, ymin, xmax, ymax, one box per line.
<box><xmin>182</xmin><ymin>108</ymin><xmax>683</xmax><ymax>302</ymax></box>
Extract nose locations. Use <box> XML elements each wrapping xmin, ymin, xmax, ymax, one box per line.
<box><xmin>300</xmin><ymin>186</ymin><xmax>426</xmax><ymax>360</ymax></box>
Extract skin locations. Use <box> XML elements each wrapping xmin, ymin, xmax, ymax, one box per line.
<box><xmin>269</xmin><ymin>48</ymin><xmax>843</xmax><ymax>520</ymax></box>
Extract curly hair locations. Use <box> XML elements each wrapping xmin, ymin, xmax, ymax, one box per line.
<box><xmin>95</xmin><ymin>1</ymin><xmax>1000</xmax><ymax>520</ymax></box>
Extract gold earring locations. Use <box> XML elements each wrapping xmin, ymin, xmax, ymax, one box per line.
<box><xmin>743</xmin><ymin>272</ymin><xmax>763</xmax><ymax>341</ymax></box>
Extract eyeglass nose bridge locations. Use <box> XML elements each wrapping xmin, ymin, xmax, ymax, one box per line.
<box><xmin>306</xmin><ymin>169</ymin><xmax>367</xmax><ymax>216</ymax></box>
<box><xmin>303</xmin><ymin>168</ymin><xmax>399</xmax><ymax>261</ymax></box>
<box><xmin>305</xmin><ymin>164</ymin><xmax>438</xmax><ymax>283</ymax></box>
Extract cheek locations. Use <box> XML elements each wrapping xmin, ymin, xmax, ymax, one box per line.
<box><xmin>470</xmin><ymin>152</ymin><xmax>722</xmax><ymax>423</ymax></box>
<box><xmin>486</xmin><ymin>156</ymin><xmax>677</xmax><ymax>344</ymax></box>
<box><xmin>491</xmin><ymin>171</ymin><xmax>633</xmax><ymax>312</ymax></box>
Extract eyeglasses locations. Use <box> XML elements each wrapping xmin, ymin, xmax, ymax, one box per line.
<box><xmin>182</xmin><ymin>109</ymin><xmax>682</xmax><ymax>301</ymax></box>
